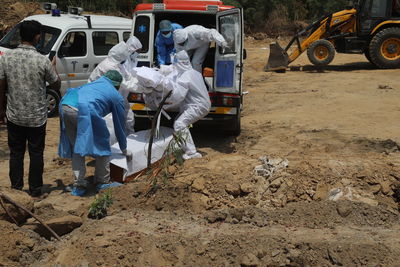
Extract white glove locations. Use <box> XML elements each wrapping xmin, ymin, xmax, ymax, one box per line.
<box><xmin>221</xmin><ymin>41</ymin><xmax>228</xmax><ymax>48</ymax></box>
<box><xmin>122</xmin><ymin>149</ymin><xmax>133</xmax><ymax>162</ymax></box>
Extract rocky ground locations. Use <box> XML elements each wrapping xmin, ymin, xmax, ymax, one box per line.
<box><xmin>0</xmin><ymin>39</ymin><xmax>400</xmax><ymax>267</ymax></box>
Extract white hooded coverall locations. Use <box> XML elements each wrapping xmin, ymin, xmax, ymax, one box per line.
<box><xmin>135</xmin><ymin>51</ymin><xmax>211</xmax><ymax>159</ymax></box>
<box><xmin>173</xmin><ymin>25</ymin><xmax>227</xmax><ymax>73</ymax></box>
<box><xmin>88</xmin><ymin>38</ymin><xmax>142</xmax><ymax>136</ymax></box>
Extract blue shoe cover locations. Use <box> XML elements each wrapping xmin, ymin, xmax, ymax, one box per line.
<box><xmin>71</xmin><ymin>186</ymin><xmax>87</xmax><ymax>197</ymax></box>
<box><xmin>96</xmin><ymin>182</ymin><xmax>122</xmax><ymax>192</ymax></box>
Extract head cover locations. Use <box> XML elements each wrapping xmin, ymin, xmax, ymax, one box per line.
<box><xmin>159</xmin><ymin>20</ymin><xmax>173</xmax><ymax>32</ymax></box>
<box><xmin>108</xmin><ymin>41</ymin><xmax>130</xmax><ymax>63</ymax></box>
<box><xmin>126</xmin><ymin>36</ymin><xmax>142</xmax><ymax>53</ymax></box>
<box><xmin>174</xmin><ymin>50</ymin><xmax>192</xmax><ymax>73</ymax></box>
<box><xmin>134</xmin><ymin>67</ymin><xmax>164</xmax><ymax>91</ymax></box>
<box><xmin>104</xmin><ymin>70</ymin><xmax>123</xmax><ymax>87</ymax></box>
<box><xmin>173</xmin><ymin>29</ymin><xmax>188</xmax><ymax>46</ymax></box>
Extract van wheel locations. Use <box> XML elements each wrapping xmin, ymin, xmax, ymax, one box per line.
<box><xmin>229</xmin><ymin>108</ymin><xmax>241</xmax><ymax>136</ymax></box>
<box><xmin>369</xmin><ymin>27</ymin><xmax>400</xmax><ymax>69</ymax></box>
<box><xmin>307</xmin><ymin>39</ymin><xmax>335</xmax><ymax>66</ymax></box>
<box><xmin>47</xmin><ymin>89</ymin><xmax>60</xmax><ymax>117</ymax></box>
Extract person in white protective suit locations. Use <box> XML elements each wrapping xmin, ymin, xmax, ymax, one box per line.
<box><xmin>135</xmin><ymin>50</ymin><xmax>211</xmax><ymax>160</ymax></box>
<box><xmin>88</xmin><ymin>37</ymin><xmax>142</xmax><ymax>136</ymax></box>
<box><xmin>173</xmin><ymin>25</ymin><xmax>228</xmax><ymax>73</ymax></box>
<box><xmin>120</xmin><ymin>36</ymin><xmax>143</xmax><ymax>78</ymax></box>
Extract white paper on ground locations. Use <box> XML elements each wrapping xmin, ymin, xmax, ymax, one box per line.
<box><xmin>110</xmin><ymin>126</ymin><xmax>174</xmax><ymax>181</ymax></box>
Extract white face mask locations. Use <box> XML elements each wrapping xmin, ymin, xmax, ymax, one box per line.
<box><xmin>162</xmin><ymin>32</ymin><xmax>172</xmax><ymax>38</ymax></box>
<box><xmin>130</xmin><ymin>52</ymin><xmax>138</xmax><ymax>62</ymax></box>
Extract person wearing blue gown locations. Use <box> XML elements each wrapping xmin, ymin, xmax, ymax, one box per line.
<box><xmin>58</xmin><ymin>70</ymin><xmax>132</xmax><ymax>196</ymax></box>
<box><xmin>155</xmin><ymin>20</ymin><xmax>183</xmax><ymax>66</ymax></box>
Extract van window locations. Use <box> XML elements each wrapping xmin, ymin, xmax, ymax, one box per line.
<box><xmin>123</xmin><ymin>32</ymin><xmax>131</xmax><ymax>42</ymax></box>
<box><xmin>60</xmin><ymin>32</ymin><xmax>87</xmax><ymax>57</ymax></box>
<box><xmin>0</xmin><ymin>23</ymin><xmax>61</xmax><ymax>54</ymax></box>
<box><xmin>134</xmin><ymin>16</ymin><xmax>150</xmax><ymax>53</ymax></box>
<box><xmin>93</xmin><ymin>32</ymin><xmax>119</xmax><ymax>55</ymax></box>
<box><xmin>219</xmin><ymin>14</ymin><xmax>239</xmax><ymax>54</ymax></box>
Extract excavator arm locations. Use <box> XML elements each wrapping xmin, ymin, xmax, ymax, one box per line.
<box><xmin>265</xmin><ymin>9</ymin><xmax>357</xmax><ymax>71</ymax></box>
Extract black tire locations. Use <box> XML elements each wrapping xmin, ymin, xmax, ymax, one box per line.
<box><xmin>364</xmin><ymin>49</ymin><xmax>377</xmax><ymax>67</ymax></box>
<box><xmin>369</xmin><ymin>27</ymin><xmax>400</xmax><ymax>69</ymax></box>
<box><xmin>307</xmin><ymin>39</ymin><xmax>335</xmax><ymax>66</ymax></box>
<box><xmin>46</xmin><ymin>89</ymin><xmax>60</xmax><ymax>117</ymax></box>
<box><xmin>229</xmin><ymin>108</ymin><xmax>241</xmax><ymax>136</ymax></box>
<box><xmin>364</xmin><ymin>49</ymin><xmax>372</xmax><ymax>63</ymax></box>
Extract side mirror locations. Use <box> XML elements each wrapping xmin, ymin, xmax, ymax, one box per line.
<box><xmin>243</xmin><ymin>49</ymin><xmax>247</xmax><ymax>60</ymax></box>
<box><xmin>58</xmin><ymin>46</ymin><xmax>68</xmax><ymax>58</ymax></box>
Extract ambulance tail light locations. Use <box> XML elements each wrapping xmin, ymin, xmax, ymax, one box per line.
<box><xmin>209</xmin><ymin>92</ymin><xmax>240</xmax><ymax>107</ymax></box>
<box><xmin>128</xmin><ymin>92</ymin><xmax>144</xmax><ymax>103</ymax></box>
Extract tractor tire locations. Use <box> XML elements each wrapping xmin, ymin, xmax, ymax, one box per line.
<box><xmin>364</xmin><ymin>50</ymin><xmax>377</xmax><ymax>67</ymax></box>
<box><xmin>369</xmin><ymin>27</ymin><xmax>400</xmax><ymax>69</ymax></box>
<box><xmin>307</xmin><ymin>39</ymin><xmax>335</xmax><ymax>66</ymax></box>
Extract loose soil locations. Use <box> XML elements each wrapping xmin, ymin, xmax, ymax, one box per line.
<box><xmin>1</xmin><ymin>37</ymin><xmax>400</xmax><ymax>266</ymax></box>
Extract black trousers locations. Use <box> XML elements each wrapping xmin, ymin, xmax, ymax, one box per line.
<box><xmin>7</xmin><ymin>120</ymin><xmax>46</xmax><ymax>195</ymax></box>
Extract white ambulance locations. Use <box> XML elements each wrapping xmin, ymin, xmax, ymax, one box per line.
<box><xmin>128</xmin><ymin>0</ymin><xmax>245</xmax><ymax>135</ymax></box>
<box><xmin>0</xmin><ymin>5</ymin><xmax>132</xmax><ymax>116</ymax></box>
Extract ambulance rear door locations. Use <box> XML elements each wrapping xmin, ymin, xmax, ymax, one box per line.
<box><xmin>132</xmin><ymin>13</ymin><xmax>155</xmax><ymax>67</ymax></box>
<box><xmin>214</xmin><ymin>8</ymin><xmax>243</xmax><ymax>95</ymax></box>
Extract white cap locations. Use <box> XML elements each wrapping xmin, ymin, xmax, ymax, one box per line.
<box><xmin>134</xmin><ymin>67</ymin><xmax>163</xmax><ymax>88</ymax></box>
<box><xmin>173</xmin><ymin>29</ymin><xmax>188</xmax><ymax>45</ymax></box>
<box><xmin>126</xmin><ymin>36</ymin><xmax>142</xmax><ymax>53</ymax></box>
<box><xmin>108</xmin><ymin>41</ymin><xmax>130</xmax><ymax>62</ymax></box>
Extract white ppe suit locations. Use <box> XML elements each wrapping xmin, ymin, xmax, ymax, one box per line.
<box><xmin>121</xmin><ymin>36</ymin><xmax>143</xmax><ymax>78</ymax></box>
<box><xmin>135</xmin><ymin>51</ymin><xmax>211</xmax><ymax>159</ymax></box>
<box><xmin>173</xmin><ymin>25</ymin><xmax>227</xmax><ymax>73</ymax></box>
<box><xmin>88</xmin><ymin>39</ymin><xmax>142</xmax><ymax>136</ymax></box>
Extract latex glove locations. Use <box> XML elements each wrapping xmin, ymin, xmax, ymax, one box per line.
<box><xmin>122</xmin><ymin>149</ymin><xmax>133</xmax><ymax>162</ymax></box>
<box><xmin>221</xmin><ymin>41</ymin><xmax>229</xmax><ymax>54</ymax></box>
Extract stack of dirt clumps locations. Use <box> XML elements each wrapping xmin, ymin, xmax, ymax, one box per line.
<box><xmin>0</xmin><ymin>1</ymin><xmax>43</xmax><ymax>38</ymax></box>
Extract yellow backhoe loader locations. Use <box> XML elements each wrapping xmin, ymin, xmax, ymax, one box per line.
<box><xmin>266</xmin><ymin>0</ymin><xmax>400</xmax><ymax>71</ymax></box>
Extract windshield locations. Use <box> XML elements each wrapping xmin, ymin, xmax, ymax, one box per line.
<box><xmin>0</xmin><ymin>23</ymin><xmax>61</xmax><ymax>55</ymax></box>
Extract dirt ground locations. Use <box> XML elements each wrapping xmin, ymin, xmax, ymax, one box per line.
<box><xmin>0</xmin><ymin>38</ymin><xmax>400</xmax><ymax>267</ymax></box>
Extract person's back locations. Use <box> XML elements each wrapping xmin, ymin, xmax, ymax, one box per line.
<box><xmin>88</xmin><ymin>41</ymin><xmax>130</xmax><ymax>82</ymax></box>
<box><xmin>179</xmin><ymin>69</ymin><xmax>211</xmax><ymax>112</ymax></box>
<box><xmin>0</xmin><ymin>20</ymin><xmax>60</xmax><ymax>197</ymax></box>
<box><xmin>78</xmin><ymin>77</ymin><xmax>124</xmax><ymax>118</ymax></box>
<box><xmin>2</xmin><ymin>37</ymin><xmax>58</xmax><ymax>127</ymax></box>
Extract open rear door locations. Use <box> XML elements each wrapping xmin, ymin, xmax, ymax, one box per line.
<box><xmin>132</xmin><ymin>13</ymin><xmax>155</xmax><ymax>67</ymax></box>
<box><xmin>215</xmin><ymin>8</ymin><xmax>243</xmax><ymax>94</ymax></box>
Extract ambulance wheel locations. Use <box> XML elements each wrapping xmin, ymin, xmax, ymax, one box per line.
<box><xmin>47</xmin><ymin>89</ymin><xmax>60</xmax><ymax>117</ymax></box>
<box><xmin>230</xmin><ymin>108</ymin><xmax>241</xmax><ymax>136</ymax></box>
<box><xmin>307</xmin><ymin>39</ymin><xmax>335</xmax><ymax>66</ymax></box>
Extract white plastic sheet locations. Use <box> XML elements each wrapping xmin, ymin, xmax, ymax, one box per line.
<box><xmin>110</xmin><ymin>127</ymin><xmax>174</xmax><ymax>180</ymax></box>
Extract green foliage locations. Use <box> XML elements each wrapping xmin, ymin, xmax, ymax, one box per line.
<box><xmin>31</xmin><ymin>0</ymin><xmax>352</xmax><ymax>31</ymax></box>
<box><xmin>88</xmin><ymin>190</ymin><xmax>113</xmax><ymax>219</ymax></box>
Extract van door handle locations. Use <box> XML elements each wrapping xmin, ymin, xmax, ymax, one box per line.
<box><xmin>83</xmin><ymin>64</ymin><xmax>89</xmax><ymax>68</ymax></box>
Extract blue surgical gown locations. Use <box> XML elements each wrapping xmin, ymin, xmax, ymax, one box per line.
<box><xmin>155</xmin><ymin>23</ymin><xmax>183</xmax><ymax>65</ymax></box>
<box><xmin>58</xmin><ymin>77</ymin><xmax>127</xmax><ymax>158</ymax></box>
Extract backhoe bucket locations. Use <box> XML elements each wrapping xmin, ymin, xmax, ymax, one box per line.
<box><xmin>265</xmin><ymin>42</ymin><xmax>289</xmax><ymax>72</ymax></box>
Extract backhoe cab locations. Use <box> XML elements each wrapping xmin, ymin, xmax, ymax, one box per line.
<box><xmin>265</xmin><ymin>0</ymin><xmax>400</xmax><ymax>71</ymax></box>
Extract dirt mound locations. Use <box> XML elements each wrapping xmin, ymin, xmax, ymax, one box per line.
<box><xmin>0</xmin><ymin>1</ymin><xmax>43</xmax><ymax>36</ymax></box>
<box><xmin>0</xmin><ymin>220</ymin><xmax>50</xmax><ymax>267</ymax></box>
<box><xmin>205</xmin><ymin>200</ymin><xmax>400</xmax><ymax>228</ymax></box>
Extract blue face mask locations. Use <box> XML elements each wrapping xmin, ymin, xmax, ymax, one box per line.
<box><xmin>162</xmin><ymin>32</ymin><xmax>172</xmax><ymax>38</ymax></box>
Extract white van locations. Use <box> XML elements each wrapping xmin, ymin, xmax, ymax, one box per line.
<box><xmin>0</xmin><ymin>9</ymin><xmax>132</xmax><ymax>116</ymax></box>
<box><xmin>128</xmin><ymin>0</ymin><xmax>245</xmax><ymax>135</ymax></box>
